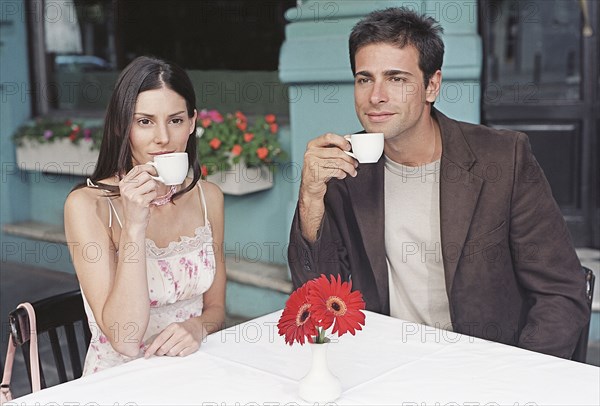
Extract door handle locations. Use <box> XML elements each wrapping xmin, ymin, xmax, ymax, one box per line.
<box><xmin>580</xmin><ymin>0</ymin><xmax>593</xmax><ymax>37</ymax></box>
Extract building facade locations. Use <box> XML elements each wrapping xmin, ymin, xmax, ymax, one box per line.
<box><xmin>1</xmin><ymin>1</ymin><xmax>598</xmax><ymax>318</ymax></box>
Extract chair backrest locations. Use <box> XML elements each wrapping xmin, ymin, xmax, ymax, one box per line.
<box><xmin>571</xmin><ymin>266</ymin><xmax>595</xmax><ymax>363</ymax></box>
<box><xmin>8</xmin><ymin>290</ymin><xmax>91</xmax><ymax>390</ymax></box>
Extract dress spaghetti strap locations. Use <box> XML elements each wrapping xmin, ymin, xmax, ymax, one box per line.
<box><xmin>106</xmin><ymin>198</ymin><xmax>123</xmax><ymax>229</ymax></box>
<box><xmin>88</xmin><ymin>178</ymin><xmax>204</xmax><ymax>229</ymax></box>
<box><xmin>86</xmin><ymin>178</ymin><xmax>123</xmax><ymax>229</ymax></box>
<box><xmin>197</xmin><ymin>182</ymin><xmax>209</xmax><ymax>226</ymax></box>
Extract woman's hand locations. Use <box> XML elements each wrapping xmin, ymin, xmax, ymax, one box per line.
<box><xmin>143</xmin><ymin>319</ymin><xmax>205</xmax><ymax>358</ymax></box>
<box><xmin>118</xmin><ymin>164</ymin><xmax>159</xmax><ymax>229</ymax></box>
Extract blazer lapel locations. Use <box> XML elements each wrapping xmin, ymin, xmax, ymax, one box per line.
<box><xmin>436</xmin><ymin>110</ymin><xmax>483</xmax><ymax>297</ymax></box>
<box><xmin>346</xmin><ymin>160</ymin><xmax>389</xmax><ymax>313</ymax></box>
<box><xmin>343</xmin><ymin>109</ymin><xmax>482</xmax><ymax>313</ymax></box>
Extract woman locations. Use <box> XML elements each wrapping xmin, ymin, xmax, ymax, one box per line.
<box><xmin>65</xmin><ymin>56</ymin><xmax>226</xmax><ymax>374</ymax></box>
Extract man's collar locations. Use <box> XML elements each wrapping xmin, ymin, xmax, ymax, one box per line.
<box><xmin>433</xmin><ymin>107</ymin><xmax>477</xmax><ymax>171</ymax></box>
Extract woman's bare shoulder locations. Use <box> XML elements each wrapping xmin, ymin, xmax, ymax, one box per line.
<box><xmin>199</xmin><ymin>180</ymin><xmax>224</xmax><ymax>207</ymax></box>
<box><xmin>65</xmin><ymin>186</ymin><xmax>98</xmax><ymax>209</ymax></box>
<box><xmin>65</xmin><ymin>180</ymin><xmax>119</xmax><ymax>227</ymax></box>
<box><xmin>64</xmin><ymin>185</ymin><xmax>117</xmax><ymax>247</ymax></box>
<box><xmin>66</xmin><ymin>178</ymin><xmax>118</xmax><ymax>208</ymax></box>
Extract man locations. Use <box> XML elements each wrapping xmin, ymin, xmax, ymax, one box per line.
<box><xmin>288</xmin><ymin>7</ymin><xmax>589</xmax><ymax>359</ymax></box>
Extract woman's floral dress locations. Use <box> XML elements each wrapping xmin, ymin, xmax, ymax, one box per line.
<box><xmin>81</xmin><ymin>183</ymin><xmax>216</xmax><ymax>374</ymax></box>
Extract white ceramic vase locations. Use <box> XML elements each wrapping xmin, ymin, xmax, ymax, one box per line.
<box><xmin>298</xmin><ymin>340</ymin><xmax>342</xmax><ymax>403</ymax></box>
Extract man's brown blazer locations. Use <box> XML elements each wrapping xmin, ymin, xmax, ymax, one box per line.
<box><xmin>289</xmin><ymin>109</ymin><xmax>590</xmax><ymax>359</ymax></box>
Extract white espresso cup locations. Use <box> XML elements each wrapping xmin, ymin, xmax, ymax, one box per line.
<box><xmin>343</xmin><ymin>133</ymin><xmax>384</xmax><ymax>163</ymax></box>
<box><xmin>147</xmin><ymin>152</ymin><xmax>189</xmax><ymax>185</ymax></box>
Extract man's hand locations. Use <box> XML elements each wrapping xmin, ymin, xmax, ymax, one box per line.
<box><xmin>299</xmin><ymin>133</ymin><xmax>358</xmax><ymax>242</ymax></box>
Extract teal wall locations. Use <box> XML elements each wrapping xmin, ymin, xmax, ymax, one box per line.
<box><xmin>1</xmin><ymin>1</ymin><xmax>84</xmax><ymax>272</ymax></box>
<box><xmin>222</xmin><ymin>126</ymin><xmax>293</xmax><ymax>265</ymax></box>
<box><xmin>1</xmin><ymin>0</ymin><xmax>30</xmax><ymax>226</ymax></box>
<box><xmin>0</xmin><ymin>1</ymin><xmax>74</xmax><ymax>270</ymax></box>
<box><xmin>226</xmin><ymin>281</ymin><xmax>289</xmax><ymax>318</ymax></box>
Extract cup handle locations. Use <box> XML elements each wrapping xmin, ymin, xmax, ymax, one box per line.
<box><xmin>146</xmin><ymin>161</ymin><xmax>164</xmax><ymax>183</ymax></box>
<box><xmin>343</xmin><ymin>135</ymin><xmax>356</xmax><ymax>159</ymax></box>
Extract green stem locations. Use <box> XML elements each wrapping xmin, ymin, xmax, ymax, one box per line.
<box><xmin>315</xmin><ymin>327</ymin><xmax>326</xmax><ymax>344</ymax></box>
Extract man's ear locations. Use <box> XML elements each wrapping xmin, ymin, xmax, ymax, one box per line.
<box><xmin>425</xmin><ymin>70</ymin><xmax>442</xmax><ymax>103</ymax></box>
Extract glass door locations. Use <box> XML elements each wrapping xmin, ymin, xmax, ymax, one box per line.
<box><xmin>481</xmin><ymin>0</ymin><xmax>599</xmax><ymax>247</ymax></box>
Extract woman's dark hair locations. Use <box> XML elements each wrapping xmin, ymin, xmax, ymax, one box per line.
<box><xmin>349</xmin><ymin>7</ymin><xmax>444</xmax><ymax>87</ymax></box>
<box><xmin>76</xmin><ymin>56</ymin><xmax>200</xmax><ymax>201</ymax></box>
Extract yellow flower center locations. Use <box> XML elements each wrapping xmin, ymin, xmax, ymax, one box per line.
<box><xmin>296</xmin><ymin>303</ymin><xmax>311</xmax><ymax>326</ymax></box>
<box><xmin>326</xmin><ymin>296</ymin><xmax>347</xmax><ymax>316</ymax></box>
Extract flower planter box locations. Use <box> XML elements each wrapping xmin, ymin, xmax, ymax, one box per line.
<box><xmin>207</xmin><ymin>161</ymin><xmax>273</xmax><ymax>195</ymax></box>
<box><xmin>16</xmin><ymin>139</ymin><xmax>98</xmax><ymax>176</ymax></box>
<box><xmin>15</xmin><ymin>140</ymin><xmax>274</xmax><ymax>195</ymax></box>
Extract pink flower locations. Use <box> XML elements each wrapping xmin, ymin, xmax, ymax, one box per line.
<box><xmin>208</xmin><ymin>110</ymin><xmax>223</xmax><ymax>123</ymax></box>
<box><xmin>43</xmin><ymin>130</ymin><xmax>53</xmax><ymax>139</ymax></box>
<box><xmin>199</xmin><ymin>109</ymin><xmax>223</xmax><ymax>123</ymax></box>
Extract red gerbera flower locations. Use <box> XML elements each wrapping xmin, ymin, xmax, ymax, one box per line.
<box><xmin>309</xmin><ymin>274</ymin><xmax>366</xmax><ymax>337</ymax></box>
<box><xmin>277</xmin><ymin>283</ymin><xmax>317</xmax><ymax>345</ymax></box>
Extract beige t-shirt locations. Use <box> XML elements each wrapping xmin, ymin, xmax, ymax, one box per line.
<box><xmin>384</xmin><ymin>156</ymin><xmax>452</xmax><ymax>331</ymax></box>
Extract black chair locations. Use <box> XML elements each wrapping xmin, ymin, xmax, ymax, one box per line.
<box><xmin>8</xmin><ymin>289</ymin><xmax>91</xmax><ymax>390</ymax></box>
<box><xmin>572</xmin><ymin>267</ymin><xmax>596</xmax><ymax>363</ymax></box>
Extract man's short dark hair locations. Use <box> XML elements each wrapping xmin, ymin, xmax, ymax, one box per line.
<box><xmin>349</xmin><ymin>7</ymin><xmax>444</xmax><ymax>87</ymax></box>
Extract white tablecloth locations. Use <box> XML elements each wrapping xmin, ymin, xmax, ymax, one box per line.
<box><xmin>12</xmin><ymin>310</ymin><xmax>600</xmax><ymax>405</ymax></box>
